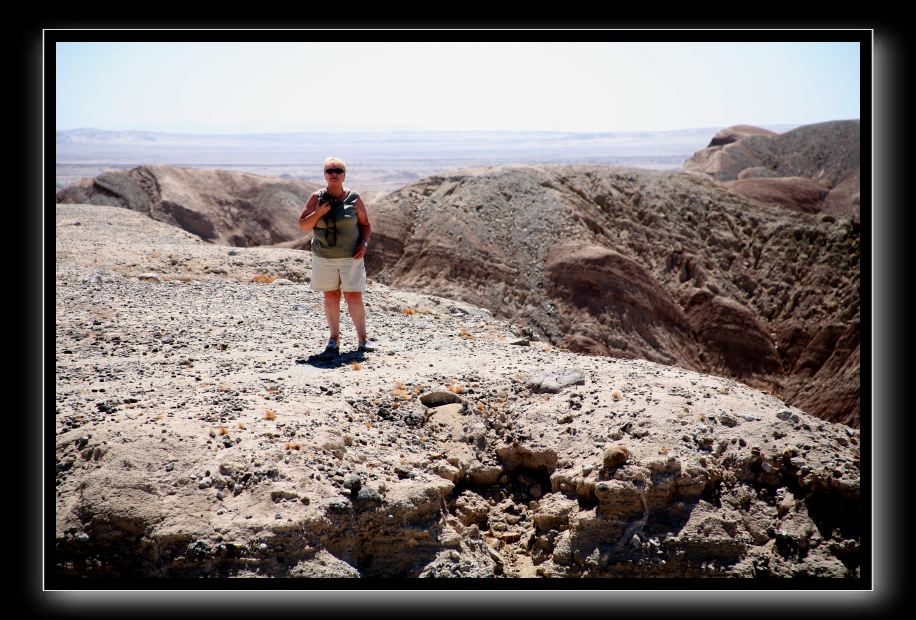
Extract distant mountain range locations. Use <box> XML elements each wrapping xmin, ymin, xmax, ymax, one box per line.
<box><xmin>55</xmin><ymin>126</ymin><xmax>805</xmax><ymax>194</ymax></box>
<box><xmin>56</xmin><ymin>126</ymin><xmax>802</xmax><ymax>146</ymax></box>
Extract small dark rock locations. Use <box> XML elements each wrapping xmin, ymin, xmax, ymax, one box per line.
<box><xmin>186</xmin><ymin>540</ymin><xmax>213</xmax><ymax>559</ymax></box>
<box><xmin>95</xmin><ymin>401</ymin><xmax>118</xmax><ymax>414</ymax></box>
<box><xmin>602</xmin><ymin>446</ymin><xmax>630</xmax><ymax>472</ymax></box>
<box><xmin>355</xmin><ymin>486</ymin><xmax>382</xmax><ymax>504</ymax></box>
<box><xmin>343</xmin><ymin>474</ymin><xmax>363</xmax><ymax>493</ymax></box>
<box><xmin>327</xmin><ymin>498</ymin><xmax>351</xmax><ymax>513</ymax></box>
<box><xmin>394</xmin><ymin>465</ymin><xmax>416</xmax><ymax>479</ymax></box>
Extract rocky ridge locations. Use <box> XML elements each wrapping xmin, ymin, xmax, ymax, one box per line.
<box><xmin>684</xmin><ymin>120</ymin><xmax>860</xmax><ymax>216</ymax></box>
<box><xmin>363</xmin><ymin>164</ymin><xmax>860</xmax><ymax>427</ymax></box>
<box><xmin>56</xmin><ymin>165</ymin><xmax>320</xmax><ymax>247</ymax></box>
<box><xmin>55</xmin><ymin>204</ymin><xmax>861</xmax><ymax>579</ymax></box>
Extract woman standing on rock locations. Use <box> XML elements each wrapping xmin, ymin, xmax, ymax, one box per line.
<box><xmin>298</xmin><ymin>157</ymin><xmax>374</xmax><ymax>355</ymax></box>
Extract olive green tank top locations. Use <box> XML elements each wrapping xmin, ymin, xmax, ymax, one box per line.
<box><xmin>311</xmin><ymin>190</ymin><xmax>362</xmax><ymax>259</ymax></box>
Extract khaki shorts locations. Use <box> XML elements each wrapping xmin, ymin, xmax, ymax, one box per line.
<box><xmin>310</xmin><ymin>255</ymin><xmax>367</xmax><ymax>292</ymax></box>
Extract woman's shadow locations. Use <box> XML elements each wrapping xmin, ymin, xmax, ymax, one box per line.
<box><xmin>295</xmin><ymin>349</ymin><xmax>367</xmax><ymax>369</ymax></box>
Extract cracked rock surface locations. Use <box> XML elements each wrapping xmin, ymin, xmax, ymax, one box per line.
<box><xmin>55</xmin><ymin>204</ymin><xmax>861</xmax><ymax>578</ymax></box>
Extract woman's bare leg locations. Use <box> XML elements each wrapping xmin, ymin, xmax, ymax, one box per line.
<box><xmin>323</xmin><ymin>290</ymin><xmax>342</xmax><ymax>341</ymax></box>
<box><xmin>343</xmin><ymin>291</ymin><xmax>367</xmax><ymax>342</ymax></box>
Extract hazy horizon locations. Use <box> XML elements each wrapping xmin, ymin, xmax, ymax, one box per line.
<box><xmin>58</xmin><ymin>124</ymin><xmax>759</xmax><ymax>193</ymax></box>
<box><xmin>56</xmin><ymin>123</ymin><xmax>810</xmax><ymax>139</ymax></box>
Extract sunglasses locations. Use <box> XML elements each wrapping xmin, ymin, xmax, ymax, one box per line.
<box><xmin>324</xmin><ymin>168</ymin><xmax>345</xmax><ymax>175</ymax></box>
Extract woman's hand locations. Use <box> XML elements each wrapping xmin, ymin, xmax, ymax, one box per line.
<box><xmin>353</xmin><ymin>242</ymin><xmax>368</xmax><ymax>260</ymax></box>
<box><xmin>298</xmin><ymin>193</ymin><xmax>334</xmax><ymax>232</ymax></box>
<box><xmin>315</xmin><ymin>200</ymin><xmax>333</xmax><ymax>218</ymax></box>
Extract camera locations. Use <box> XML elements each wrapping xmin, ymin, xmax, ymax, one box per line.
<box><xmin>318</xmin><ymin>192</ymin><xmax>340</xmax><ymax>209</ymax></box>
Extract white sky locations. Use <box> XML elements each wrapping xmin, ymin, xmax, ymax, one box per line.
<box><xmin>56</xmin><ymin>41</ymin><xmax>861</xmax><ymax>134</ymax></box>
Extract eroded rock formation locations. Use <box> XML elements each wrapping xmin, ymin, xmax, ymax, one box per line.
<box><xmin>684</xmin><ymin>120</ymin><xmax>860</xmax><ymax>216</ymax></box>
<box><xmin>56</xmin><ymin>165</ymin><xmax>320</xmax><ymax>247</ymax></box>
<box><xmin>364</xmin><ymin>165</ymin><xmax>859</xmax><ymax>427</ymax></box>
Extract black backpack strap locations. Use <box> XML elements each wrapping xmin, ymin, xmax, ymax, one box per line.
<box><xmin>316</xmin><ymin>189</ymin><xmax>338</xmax><ymax>247</ymax></box>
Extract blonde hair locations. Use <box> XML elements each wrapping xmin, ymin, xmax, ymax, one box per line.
<box><xmin>323</xmin><ymin>157</ymin><xmax>347</xmax><ymax>172</ymax></box>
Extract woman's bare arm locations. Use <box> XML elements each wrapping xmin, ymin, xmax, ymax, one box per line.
<box><xmin>298</xmin><ymin>193</ymin><xmax>332</xmax><ymax>233</ymax></box>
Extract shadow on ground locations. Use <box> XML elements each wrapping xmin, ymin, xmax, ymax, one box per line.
<box><xmin>296</xmin><ymin>350</ymin><xmax>367</xmax><ymax>368</ymax></box>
